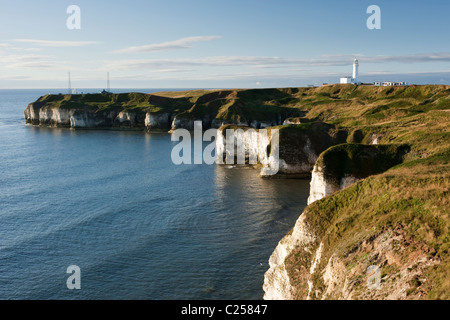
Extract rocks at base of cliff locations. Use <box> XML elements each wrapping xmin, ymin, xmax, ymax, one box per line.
<box><xmin>307</xmin><ymin>143</ymin><xmax>410</xmax><ymax>205</ymax></box>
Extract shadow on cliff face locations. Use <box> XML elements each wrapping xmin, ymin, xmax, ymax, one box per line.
<box><xmin>277</xmin><ymin>122</ymin><xmax>348</xmax><ymax>170</ymax></box>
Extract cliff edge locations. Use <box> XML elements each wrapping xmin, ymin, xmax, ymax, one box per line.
<box><xmin>263</xmin><ymin>85</ymin><xmax>450</xmax><ymax>300</ymax></box>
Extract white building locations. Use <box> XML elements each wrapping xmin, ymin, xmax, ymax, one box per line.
<box><xmin>374</xmin><ymin>81</ymin><xmax>408</xmax><ymax>86</ymax></box>
<box><xmin>340</xmin><ymin>59</ymin><xmax>359</xmax><ymax>84</ymax></box>
<box><xmin>340</xmin><ymin>76</ymin><xmax>352</xmax><ymax>84</ymax></box>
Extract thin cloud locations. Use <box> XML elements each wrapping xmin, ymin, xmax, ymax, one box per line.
<box><xmin>102</xmin><ymin>56</ymin><xmax>349</xmax><ymax>71</ymax></box>
<box><xmin>361</xmin><ymin>52</ymin><xmax>450</xmax><ymax>63</ymax></box>
<box><xmin>5</xmin><ymin>62</ymin><xmax>64</xmax><ymax>69</ymax></box>
<box><xmin>114</xmin><ymin>35</ymin><xmax>221</xmax><ymax>53</ymax></box>
<box><xmin>0</xmin><ymin>53</ymin><xmax>69</xmax><ymax>70</ymax></box>
<box><xmin>103</xmin><ymin>52</ymin><xmax>450</xmax><ymax>71</ymax></box>
<box><xmin>324</xmin><ymin>53</ymin><xmax>450</xmax><ymax>64</ymax></box>
<box><xmin>1</xmin><ymin>54</ymin><xmax>50</xmax><ymax>63</ymax></box>
<box><xmin>13</xmin><ymin>39</ymin><xmax>101</xmax><ymax>47</ymax></box>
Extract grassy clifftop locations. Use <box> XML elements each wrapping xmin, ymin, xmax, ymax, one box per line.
<box><xmin>285</xmin><ymin>150</ymin><xmax>449</xmax><ymax>299</ymax></box>
<box><xmin>32</xmin><ymin>88</ymin><xmax>302</xmax><ymax>123</ymax></box>
<box><xmin>263</xmin><ymin>85</ymin><xmax>449</xmax><ymax>300</ymax></box>
<box><xmin>317</xmin><ymin>143</ymin><xmax>411</xmax><ymax>182</ymax></box>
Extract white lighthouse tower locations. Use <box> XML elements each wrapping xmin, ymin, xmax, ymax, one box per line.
<box><xmin>340</xmin><ymin>59</ymin><xmax>360</xmax><ymax>84</ymax></box>
<box><xmin>352</xmin><ymin>58</ymin><xmax>359</xmax><ymax>83</ymax></box>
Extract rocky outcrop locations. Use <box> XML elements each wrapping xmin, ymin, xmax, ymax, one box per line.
<box><xmin>215</xmin><ymin>122</ymin><xmax>349</xmax><ymax>177</ymax></box>
<box><xmin>113</xmin><ymin>111</ymin><xmax>145</xmax><ymax>128</ymax></box>
<box><xmin>68</xmin><ymin>109</ymin><xmax>122</xmax><ymax>128</ymax></box>
<box><xmin>145</xmin><ymin>112</ymin><xmax>172</xmax><ymax>130</ymax></box>
<box><xmin>307</xmin><ymin>163</ymin><xmax>358</xmax><ymax>205</ymax></box>
<box><xmin>170</xmin><ymin>115</ymin><xmax>197</xmax><ymax>131</ymax></box>
<box><xmin>38</xmin><ymin>107</ymin><xmax>74</xmax><ymax>127</ymax></box>
<box><xmin>24</xmin><ymin>102</ymin><xmax>41</xmax><ymax>125</ymax></box>
<box><xmin>369</xmin><ymin>133</ymin><xmax>384</xmax><ymax>145</ymax></box>
<box><xmin>307</xmin><ymin>143</ymin><xmax>410</xmax><ymax>205</ymax></box>
<box><xmin>24</xmin><ymin>101</ymin><xmax>149</xmax><ymax>129</ymax></box>
<box><xmin>215</xmin><ymin>125</ymin><xmax>277</xmax><ymax>176</ymax></box>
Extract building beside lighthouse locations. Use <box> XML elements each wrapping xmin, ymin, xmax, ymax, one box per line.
<box><xmin>335</xmin><ymin>58</ymin><xmax>408</xmax><ymax>86</ymax></box>
<box><xmin>340</xmin><ymin>59</ymin><xmax>359</xmax><ymax>84</ymax></box>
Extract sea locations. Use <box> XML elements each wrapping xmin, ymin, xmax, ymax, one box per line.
<box><xmin>0</xmin><ymin>89</ymin><xmax>310</xmax><ymax>300</ymax></box>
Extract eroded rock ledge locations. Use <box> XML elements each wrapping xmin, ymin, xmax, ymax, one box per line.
<box><xmin>308</xmin><ymin>144</ymin><xmax>410</xmax><ymax>204</ymax></box>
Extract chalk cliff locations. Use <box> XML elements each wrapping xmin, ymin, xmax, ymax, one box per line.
<box><xmin>262</xmin><ymin>143</ymin><xmax>442</xmax><ymax>300</ymax></box>
<box><xmin>307</xmin><ymin>144</ymin><xmax>410</xmax><ymax>205</ymax></box>
<box><xmin>215</xmin><ymin>122</ymin><xmax>348</xmax><ymax>177</ymax></box>
<box><xmin>25</xmin><ymin>89</ymin><xmax>303</xmax><ymax>131</ymax></box>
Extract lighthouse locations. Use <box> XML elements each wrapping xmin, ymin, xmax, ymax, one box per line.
<box><xmin>352</xmin><ymin>59</ymin><xmax>359</xmax><ymax>83</ymax></box>
<box><xmin>340</xmin><ymin>59</ymin><xmax>360</xmax><ymax>84</ymax></box>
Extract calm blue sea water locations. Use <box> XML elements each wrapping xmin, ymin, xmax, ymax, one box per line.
<box><xmin>0</xmin><ymin>89</ymin><xmax>310</xmax><ymax>300</ymax></box>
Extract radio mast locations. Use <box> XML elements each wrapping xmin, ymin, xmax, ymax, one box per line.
<box><xmin>107</xmin><ymin>72</ymin><xmax>110</xmax><ymax>92</ymax></box>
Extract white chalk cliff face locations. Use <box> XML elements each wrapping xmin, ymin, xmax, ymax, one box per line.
<box><xmin>216</xmin><ymin>126</ymin><xmax>325</xmax><ymax>176</ymax></box>
<box><xmin>145</xmin><ymin>112</ymin><xmax>171</xmax><ymax>130</ymax></box>
<box><xmin>116</xmin><ymin>111</ymin><xmax>136</xmax><ymax>125</ymax></box>
<box><xmin>38</xmin><ymin>107</ymin><xmax>74</xmax><ymax>126</ymax></box>
<box><xmin>71</xmin><ymin>110</ymin><xmax>120</xmax><ymax>128</ymax></box>
<box><xmin>25</xmin><ymin>105</ymin><xmax>75</xmax><ymax>127</ymax></box>
<box><xmin>263</xmin><ymin>213</ymin><xmax>318</xmax><ymax>300</ymax></box>
<box><xmin>216</xmin><ymin>126</ymin><xmax>275</xmax><ymax>174</ymax></box>
<box><xmin>264</xmin><ymin>159</ymin><xmax>360</xmax><ymax>300</ymax></box>
<box><xmin>25</xmin><ymin>103</ymin><xmax>147</xmax><ymax>129</ymax></box>
<box><xmin>307</xmin><ymin>163</ymin><xmax>359</xmax><ymax>205</ymax></box>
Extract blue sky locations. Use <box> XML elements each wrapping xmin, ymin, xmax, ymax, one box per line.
<box><xmin>0</xmin><ymin>0</ymin><xmax>449</xmax><ymax>89</ymax></box>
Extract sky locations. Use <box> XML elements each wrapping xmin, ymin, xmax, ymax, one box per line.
<box><xmin>0</xmin><ymin>0</ymin><xmax>450</xmax><ymax>89</ymax></box>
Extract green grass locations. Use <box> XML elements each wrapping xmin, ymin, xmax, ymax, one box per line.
<box><xmin>317</xmin><ymin>143</ymin><xmax>411</xmax><ymax>180</ymax></box>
